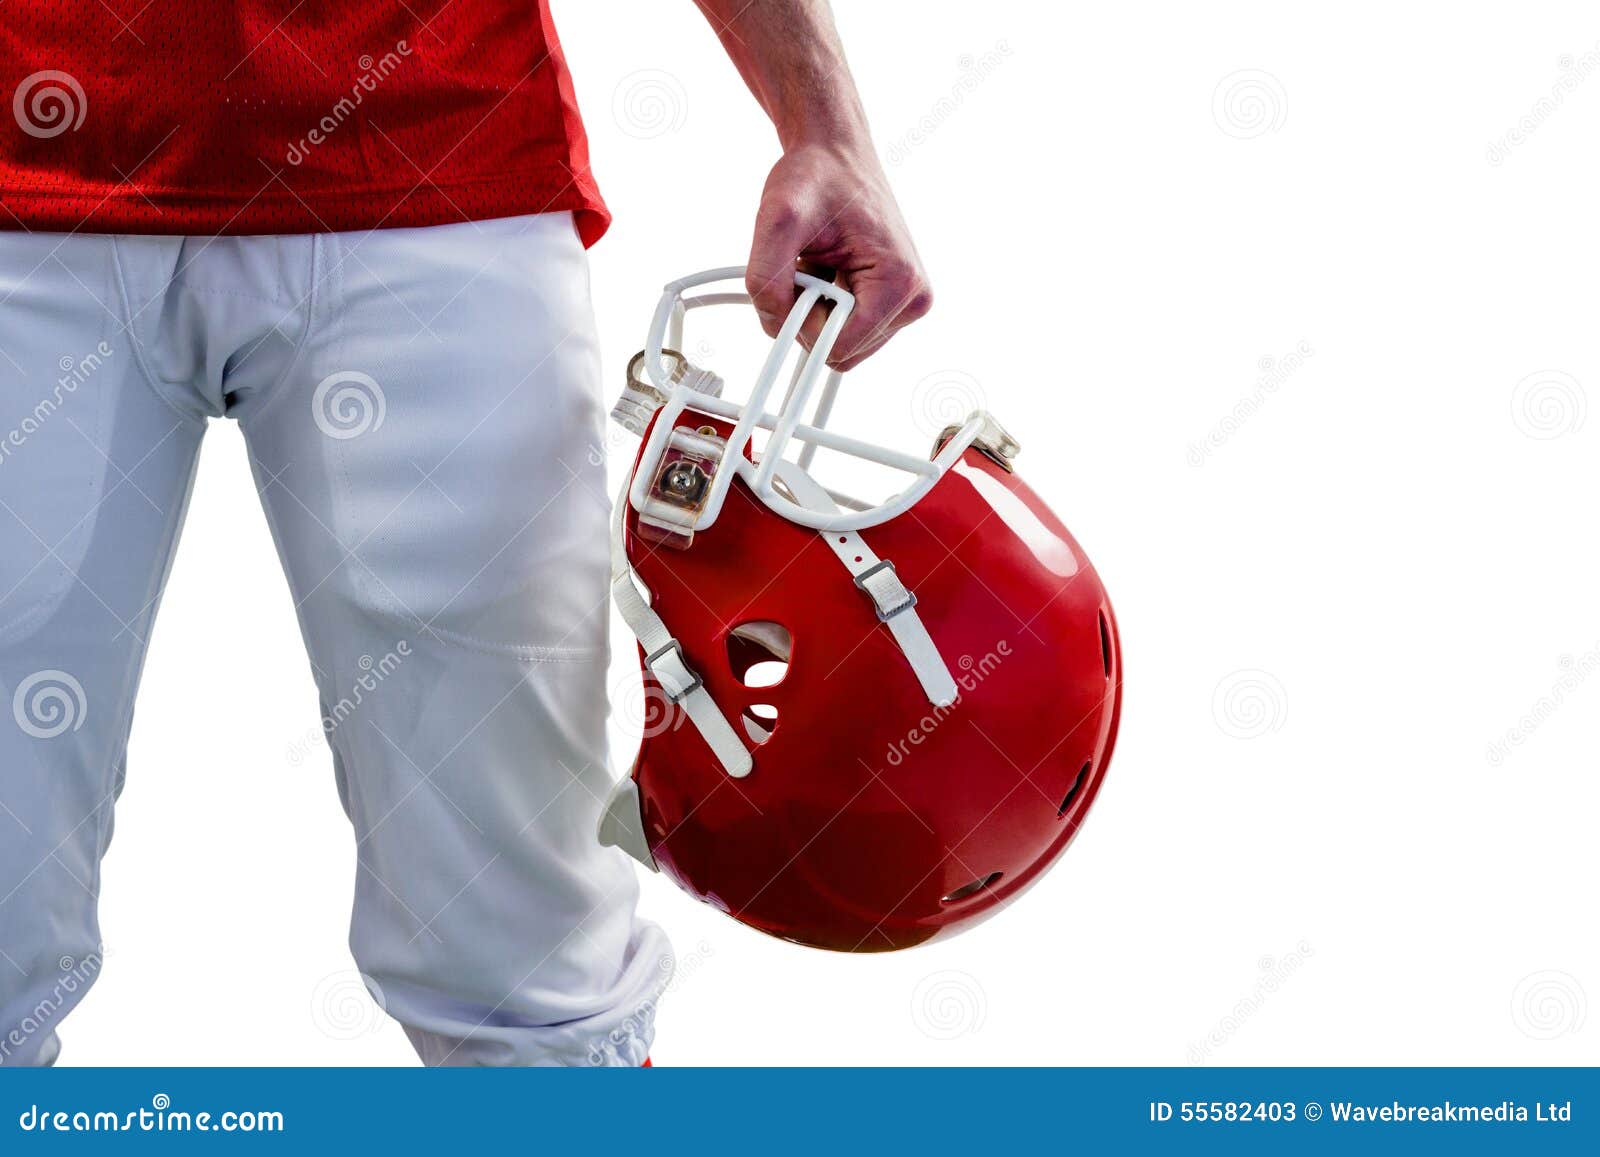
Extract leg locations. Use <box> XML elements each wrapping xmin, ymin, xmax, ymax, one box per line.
<box><xmin>0</xmin><ymin>233</ymin><xmax>203</xmax><ymax>1066</ymax></box>
<box><xmin>238</xmin><ymin>213</ymin><xmax>669</xmax><ymax>1066</ymax></box>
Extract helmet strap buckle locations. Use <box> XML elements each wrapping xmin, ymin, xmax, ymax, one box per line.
<box><xmin>853</xmin><ymin>559</ymin><xmax>919</xmax><ymax>622</ymax></box>
<box><xmin>645</xmin><ymin>639</ymin><xmax>704</xmax><ymax>704</ymax></box>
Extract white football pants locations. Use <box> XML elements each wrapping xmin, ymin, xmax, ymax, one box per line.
<box><xmin>0</xmin><ymin>212</ymin><xmax>668</xmax><ymax>1066</ymax></box>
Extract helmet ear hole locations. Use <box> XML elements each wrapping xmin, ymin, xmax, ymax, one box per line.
<box><xmin>727</xmin><ymin>621</ymin><xmax>792</xmax><ymax>687</ymax></box>
<box><xmin>742</xmin><ymin>704</ymin><xmax>778</xmax><ymax>744</ymax></box>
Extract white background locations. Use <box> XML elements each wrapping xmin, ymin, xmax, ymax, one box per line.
<box><xmin>68</xmin><ymin>1</ymin><xmax>1598</xmax><ymax>1065</ymax></box>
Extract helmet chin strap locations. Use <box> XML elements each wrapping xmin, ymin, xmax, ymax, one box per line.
<box><xmin>770</xmin><ymin>461</ymin><xmax>958</xmax><ymax>708</ymax></box>
<box><xmin>609</xmin><ymin>478</ymin><xmax>754</xmax><ymax>780</ymax></box>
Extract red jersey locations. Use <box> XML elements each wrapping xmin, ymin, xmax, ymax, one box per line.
<box><xmin>0</xmin><ymin>3</ymin><xmax>609</xmax><ymax>242</ymax></box>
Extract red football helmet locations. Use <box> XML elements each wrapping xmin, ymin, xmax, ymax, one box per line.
<box><xmin>599</xmin><ymin>268</ymin><xmax>1121</xmax><ymax>951</ymax></box>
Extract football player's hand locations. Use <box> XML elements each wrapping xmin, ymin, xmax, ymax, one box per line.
<box><xmin>745</xmin><ymin>139</ymin><xmax>933</xmax><ymax>372</ymax></box>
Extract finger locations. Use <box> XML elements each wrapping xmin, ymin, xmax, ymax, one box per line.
<box><xmin>827</xmin><ymin>268</ymin><xmax>933</xmax><ymax>370</ymax></box>
<box><xmin>828</xmin><ymin>322</ymin><xmax>898</xmax><ymax>373</ymax></box>
<box><xmin>794</xmin><ymin>295</ymin><xmax>835</xmax><ymax>354</ymax></box>
<box><xmin>746</xmin><ymin>201</ymin><xmax>817</xmax><ymax>338</ymax></box>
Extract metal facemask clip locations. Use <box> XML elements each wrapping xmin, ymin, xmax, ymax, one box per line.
<box><xmin>636</xmin><ymin>423</ymin><xmax>728</xmax><ymax>549</ymax></box>
<box><xmin>612</xmin><ymin>349</ymin><xmax>726</xmax><ymax>437</ymax></box>
<box><xmin>935</xmin><ymin>412</ymin><xmax>1020</xmax><ymax>472</ymax></box>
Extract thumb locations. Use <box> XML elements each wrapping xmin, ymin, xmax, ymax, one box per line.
<box><xmin>745</xmin><ymin>199</ymin><xmax>816</xmax><ymax>338</ymax></box>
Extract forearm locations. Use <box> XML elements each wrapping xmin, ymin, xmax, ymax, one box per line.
<box><xmin>696</xmin><ymin>0</ymin><xmax>930</xmax><ymax>367</ymax></box>
<box><xmin>692</xmin><ymin>0</ymin><xmax>871</xmax><ymax>152</ymax></box>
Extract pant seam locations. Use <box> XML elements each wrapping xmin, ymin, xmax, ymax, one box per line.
<box><xmin>236</xmin><ymin>232</ymin><xmax>325</xmax><ymax>431</ymax></box>
<box><xmin>418</xmin><ymin>626</ymin><xmax>606</xmax><ymax>662</ymax></box>
<box><xmin>107</xmin><ymin>238</ymin><xmax>211</xmax><ymax>428</ymax></box>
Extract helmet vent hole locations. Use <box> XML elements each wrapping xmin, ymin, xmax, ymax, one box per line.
<box><xmin>742</xmin><ymin>704</ymin><xmax>778</xmax><ymax>744</ymax></box>
<box><xmin>1058</xmin><ymin>761</ymin><xmax>1091</xmax><ymax>818</ymax></box>
<box><xmin>1098</xmin><ymin>609</ymin><xmax>1113</xmax><ymax>678</ymax></box>
<box><xmin>727</xmin><ymin>622</ymin><xmax>792</xmax><ymax>687</ymax></box>
<box><xmin>941</xmin><ymin>871</ymin><xmax>1003</xmax><ymax>905</ymax></box>
<box><xmin>742</xmin><ymin>660</ymin><xmax>788</xmax><ymax>689</ymax></box>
